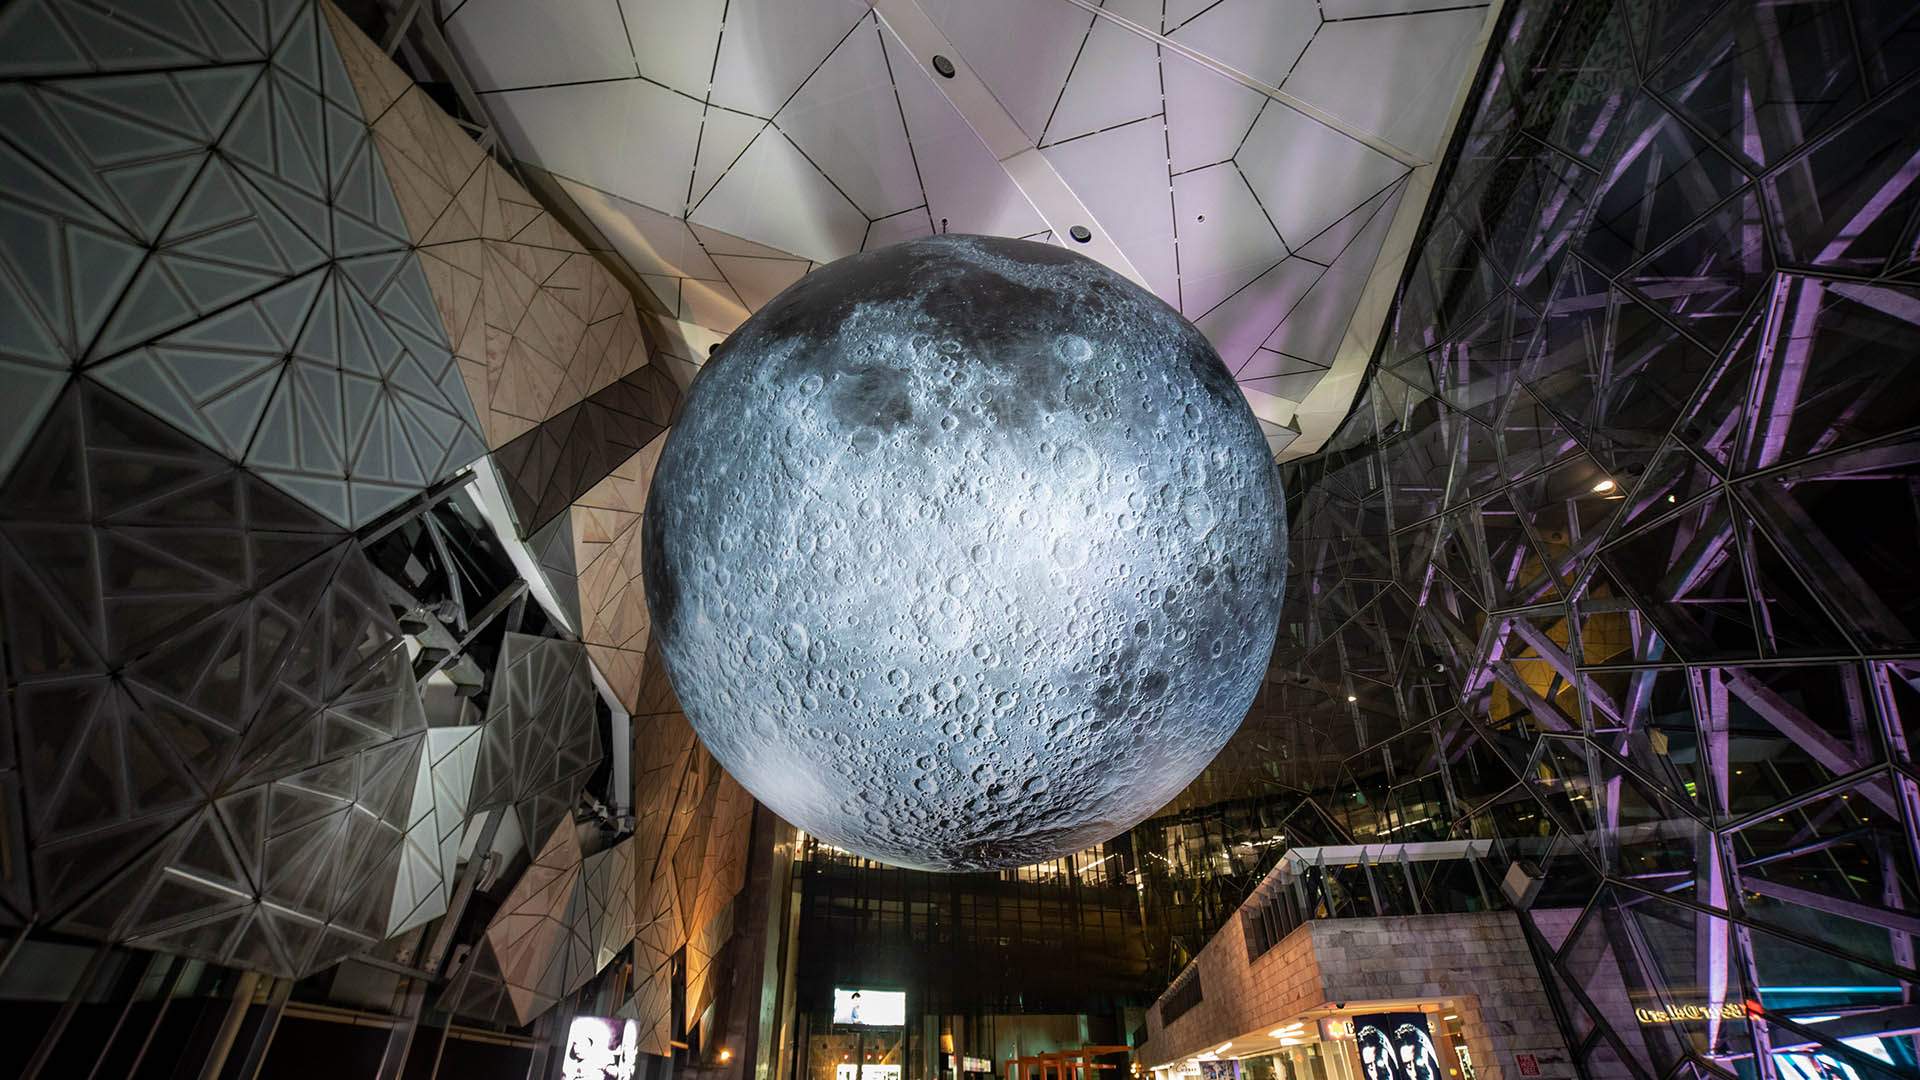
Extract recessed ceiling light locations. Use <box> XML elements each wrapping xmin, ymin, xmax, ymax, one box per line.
<box><xmin>932</xmin><ymin>55</ymin><xmax>956</xmax><ymax>78</ymax></box>
<box><xmin>1070</xmin><ymin>225</ymin><xmax>1093</xmax><ymax>243</ymax></box>
<box><xmin>1591</xmin><ymin>479</ymin><xmax>1616</xmax><ymax>494</ymax></box>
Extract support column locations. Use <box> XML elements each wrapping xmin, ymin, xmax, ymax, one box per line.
<box><xmin>196</xmin><ymin>969</ymin><xmax>263</xmax><ymax>1080</ymax></box>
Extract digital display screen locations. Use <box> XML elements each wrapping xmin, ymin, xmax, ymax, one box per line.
<box><xmin>833</xmin><ymin>988</ymin><xmax>907</xmax><ymax>1026</ymax></box>
<box><xmin>1351</xmin><ymin>1013</ymin><xmax>1441</xmax><ymax>1080</ymax></box>
<box><xmin>563</xmin><ymin>1017</ymin><xmax>638</xmax><ymax>1080</ymax></box>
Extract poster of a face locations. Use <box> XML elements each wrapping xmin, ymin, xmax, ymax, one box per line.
<box><xmin>1350</xmin><ymin>1013</ymin><xmax>1441</xmax><ymax>1080</ymax></box>
<box><xmin>563</xmin><ymin>1017</ymin><xmax>638</xmax><ymax>1080</ymax></box>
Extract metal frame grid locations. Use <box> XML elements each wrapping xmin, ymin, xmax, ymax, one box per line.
<box><xmin>1267</xmin><ymin>1</ymin><xmax>1920</xmax><ymax>1077</ymax></box>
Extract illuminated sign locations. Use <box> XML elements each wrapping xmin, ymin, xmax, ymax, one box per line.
<box><xmin>1319</xmin><ymin>1018</ymin><xmax>1355</xmax><ymax>1040</ymax></box>
<box><xmin>1772</xmin><ymin>1037</ymin><xmax>1896</xmax><ymax>1080</ymax></box>
<box><xmin>563</xmin><ymin>1017</ymin><xmax>637</xmax><ymax>1080</ymax></box>
<box><xmin>1633</xmin><ymin>1002</ymin><xmax>1751</xmax><ymax>1024</ymax></box>
<box><xmin>839</xmin><ymin>1066</ymin><xmax>903</xmax><ymax>1080</ymax></box>
<box><xmin>834</xmin><ymin>988</ymin><xmax>907</xmax><ymax>1026</ymax></box>
<box><xmin>1351</xmin><ymin>1013</ymin><xmax>1441</xmax><ymax>1080</ymax></box>
<box><xmin>965</xmin><ymin>1058</ymin><xmax>992</xmax><ymax>1072</ymax></box>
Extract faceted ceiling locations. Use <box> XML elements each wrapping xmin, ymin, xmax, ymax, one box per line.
<box><xmin>440</xmin><ymin>0</ymin><xmax>1496</xmax><ymax>459</ymax></box>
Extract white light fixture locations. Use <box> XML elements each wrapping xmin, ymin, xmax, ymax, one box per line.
<box><xmin>1216</xmin><ymin>1044</ymin><xmax>1233</xmax><ymax>1055</ymax></box>
<box><xmin>1346</xmin><ymin>694</ymin><xmax>1357</xmax><ymax>702</ymax></box>
<box><xmin>1591</xmin><ymin>479</ymin><xmax>1616</xmax><ymax>494</ymax></box>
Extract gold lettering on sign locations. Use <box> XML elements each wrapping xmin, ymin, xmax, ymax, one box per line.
<box><xmin>1633</xmin><ymin>1003</ymin><xmax>1750</xmax><ymax>1024</ymax></box>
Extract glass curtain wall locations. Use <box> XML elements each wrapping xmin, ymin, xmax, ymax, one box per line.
<box><xmin>1270</xmin><ymin>1</ymin><xmax>1920</xmax><ymax>1078</ymax></box>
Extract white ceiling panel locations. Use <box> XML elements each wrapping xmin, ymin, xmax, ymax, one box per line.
<box><xmin>1285</xmin><ymin>6</ymin><xmax>1487</xmax><ymax>159</ymax></box>
<box><xmin>865</xmin><ymin>209</ymin><xmax>935</xmax><ymax>251</ymax></box>
<box><xmin>689</xmin><ymin>109</ymin><xmax>767</xmax><ymax>214</ymax></box>
<box><xmin>1162</xmin><ymin>0</ymin><xmax>1212</xmax><ymax>33</ymax></box>
<box><xmin>1044</xmin><ymin>118</ymin><xmax>1178</xmax><ymax>307</ymax></box>
<box><xmin>1295</xmin><ymin>172</ymin><xmax>1403</xmax><ymax>264</ymax></box>
<box><xmin>1044</xmin><ymin>7</ymin><xmax>1162</xmax><ymax>145</ymax></box>
<box><xmin>922</xmin><ymin>0</ymin><xmax>1095</xmax><ymax>143</ymax></box>
<box><xmin>444</xmin><ymin>0</ymin><xmax>636</xmax><ymax>90</ymax></box>
<box><xmin>777</xmin><ymin>18</ymin><xmax>926</xmax><ymax>219</ymax></box>
<box><xmin>446</xmin><ymin>0</ymin><xmax>1495</xmax><ymax>459</ymax></box>
<box><xmin>489</xmin><ymin>80</ymin><xmax>702</xmax><ymax>216</ymax></box>
<box><xmin>690</xmin><ymin>129</ymin><xmax>868</xmax><ymax>263</ymax></box>
<box><xmin>1170</xmin><ymin>162</ymin><xmax>1286</xmax><ymax>318</ymax></box>
<box><xmin>556</xmin><ymin>177</ymin><xmax>721</xmax><ymax>281</ymax></box>
<box><xmin>1195</xmin><ymin>256</ymin><xmax>1323</xmax><ymax>373</ymax></box>
<box><xmin>1166</xmin><ymin>0</ymin><xmax>1320</xmax><ymax>90</ymax></box>
<box><xmin>712</xmin><ymin>254</ymin><xmax>811</xmax><ymax>311</ymax></box>
<box><xmin>1320</xmin><ymin>0</ymin><xmax>1488</xmax><ymax>20</ymax></box>
<box><xmin>618</xmin><ymin>0</ymin><xmax>725</xmax><ymax>98</ymax></box>
<box><xmin>640</xmin><ymin>273</ymin><xmax>680</xmax><ymax>315</ymax></box>
<box><xmin>1237</xmin><ymin>348</ymin><xmax>1326</xmax><ymax>383</ymax></box>
<box><xmin>1264</xmin><ymin>177</ymin><xmax>1404</xmax><ymax>362</ymax></box>
<box><xmin>1237</xmin><ymin>101</ymin><xmax>1407</xmax><ymax>248</ymax></box>
<box><xmin>708</xmin><ymin>0</ymin><xmax>872</xmax><ymax>119</ymax></box>
<box><xmin>881</xmin><ymin>24</ymin><xmax>1046</xmax><ymax>239</ymax></box>
<box><xmin>682</xmin><ymin>277</ymin><xmax>750</xmax><ymax>333</ymax></box>
<box><xmin>1162</xmin><ymin>50</ymin><xmax>1268</xmax><ymax>174</ymax></box>
<box><xmin>689</xmin><ymin>221</ymin><xmax>812</xmax><ymax>261</ymax></box>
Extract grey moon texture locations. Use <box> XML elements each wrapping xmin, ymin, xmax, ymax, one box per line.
<box><xmin>642</xmin><ymin>235</ymin><xmax>1286</xmax><ymax>871</ymax></box>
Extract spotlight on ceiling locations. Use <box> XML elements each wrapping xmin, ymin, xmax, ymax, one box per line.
<box><xmin>932</xmin><ymin>54</ymin><xmax>956</xmax><ymax>78</ymax></box>
<box><xmin>1069</xmin><ymin>225</ymin><xmax>1093</xmax><ymax>243</ymax></box>
<box><xmin>1591</xmin><ymin>478</ymin><xmax>1616</xmax><ymax>494</ymax></box>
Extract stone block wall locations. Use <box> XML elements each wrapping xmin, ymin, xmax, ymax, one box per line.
<box><xmin>1142</xmin><ymin>912</ymin><xmax>1574</xmax><ymax>1080</ymax></box>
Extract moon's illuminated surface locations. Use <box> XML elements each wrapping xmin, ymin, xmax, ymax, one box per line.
<box><xmin>643</xmin><ymin>235</ymin><xmax>1285</xmax><ymax>870</ymax></box>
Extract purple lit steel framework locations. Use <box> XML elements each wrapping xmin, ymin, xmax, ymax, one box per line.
<box><xmin>1265</xmin><ymin>1</ymin><xmax>1920</xmax><ymax>1078</ymax></box>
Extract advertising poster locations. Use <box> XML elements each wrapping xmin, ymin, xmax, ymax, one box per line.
<box><xmin>1350</xmin><ymin>1013</ymin><xmax>1442</xmax><ymax>1080</ymax></box>
<box><xmin>833</xmin><ymin>988</ymin><xmax>908</xmax><ymax>1026</ymax></box>
<box><xmin>1198</xmin><ymin>1061</ymin><xmax>1239</xmax><ymax>1080</ymax></box>
<box><xmin>562</xmin><ymin>1017</ymin><xmax>638</xmax><ymax>1080</ymax></box>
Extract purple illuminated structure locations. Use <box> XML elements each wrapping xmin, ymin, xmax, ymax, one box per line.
<box><xmin>1263</xmin><ymin>1</ymin><xmax>1920</xmax><ymax>1078</ymax></box>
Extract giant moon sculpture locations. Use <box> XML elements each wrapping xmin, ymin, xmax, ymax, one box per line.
<box><xmin>643</xmin><ymin>235</ymin><xmax>1285</xmax><ymax>870</ymax></box>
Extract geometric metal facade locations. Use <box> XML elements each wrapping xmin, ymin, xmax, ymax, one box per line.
<box><xmin>0</xmin><ymin>379</ymin><xmax>432</xmax><ymax>976</ymax></box>
<box><xmin>1270</xmin><ymin>2</ymin><xmax>1920</xmax><ymax>1078</ymax></box>
<box><xmin>0</xmin><ymin>0</ymin><xmax>645</xmax><ymax>993</ymax></box>
<box><xmin>491</xmin><ymin>362</ymin><xmax>681</xmax><ymax>540</ymax></box>
<box><xmin>444</xmin><ymin>824</ymin><xmax>638</xmax><ymax>1026</ymax></box>
<box><xmin>571</xmin><ymin>438</ymin><xmax>669</xmax><ymax>712</ymax></box>
<box><xmin>0</xmin><ymin>0</ymin><xmax>486</xmax><ymax>530</ymax></box>
<box><xmin>623</xmin><ymin>647</ymin><xmax>756</xmax><ymax>1058</ymax></box>
<box><xmin>469</xmin><ymin>631</ymin><xmax>602</xmax><ymax>851</ymax></box>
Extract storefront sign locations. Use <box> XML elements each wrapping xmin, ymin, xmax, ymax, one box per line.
<box><xmin>1318</xmin><ymin>1018</ymin><xmax>1355</xmax><ymax>1041</ymax></box>
<box><xmin>1633</xmin><ymin>1002</ymin><xmax>1750</xmax><ymax>1024</ymax></box>
<box><xmin>839</xmin><ymin>1065</ymin><xmax>902</xmax><ymax>1080</ymax></box>
<box><xmin>1198</xmin><ymin>1061</ymin><xmax>1238</xmax><ymax>1080</ymax></box>
<box><xmin>965</xmin><ymin>1058</ymin><xmax>992</xmax><ymax>1073</ymax></box>
<box><xmin>1351</xmin><ymin>1013</ymin><xmax>1441</xmax><ymax>1080</ymax></box>
<box><xmin>1514</xmin><ymin>1054</ymin><xmax>1539</xmax><ymax>1077</ymax></box>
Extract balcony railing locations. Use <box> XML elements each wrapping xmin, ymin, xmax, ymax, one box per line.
<box><xmin>1239</xmin><ymin>840</ymin><xmax>1504</xmax><ymax>962</ymax></box>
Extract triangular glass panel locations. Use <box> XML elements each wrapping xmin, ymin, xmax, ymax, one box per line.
<box><xmin>1601</xmin><ymin>490</ymin><xmax>1756</xmax><ymax>661</ymax></box>
<box><xmin>1656</xmin><ymin>0</ymin><xmax>1867</xmax><ymax>171</ymax></box>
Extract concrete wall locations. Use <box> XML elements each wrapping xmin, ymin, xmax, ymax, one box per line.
<box><xmin>1141</xmin><ymin>912</ymin><xmax>1574</xmax><ymax>1080</ymax></box>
